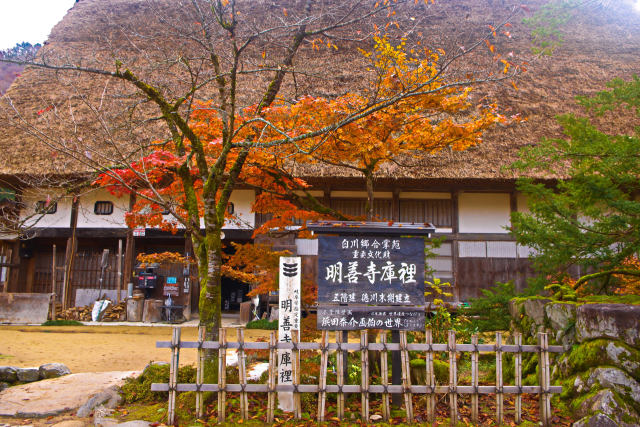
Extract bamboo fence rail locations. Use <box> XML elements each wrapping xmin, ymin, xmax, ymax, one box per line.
<box><xmin>153</xmin><ymin>327</ymin><xmax>563</xmax><ymax>426</ymax></box>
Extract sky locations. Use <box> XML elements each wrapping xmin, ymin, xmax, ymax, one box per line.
<box><xmin>0</xmin><ymin>0</ymin><xmax>77</xmax><ymax>51</ymax></box>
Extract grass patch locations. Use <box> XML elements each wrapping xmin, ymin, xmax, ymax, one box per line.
<box><xmin>246</xmin><ymin>318</ymin><xmax>278</xmax><ymax>330</ymax></box>
<box><xmin>41</xmin><ymin>319</ymin><xmax>84</xmax><ymax>326</ymax></box>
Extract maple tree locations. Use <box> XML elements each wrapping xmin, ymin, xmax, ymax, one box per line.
<box><xmin>1</xmin><ymin>0</ymin><xmax>524</xmax><ymax>380</ymax></box>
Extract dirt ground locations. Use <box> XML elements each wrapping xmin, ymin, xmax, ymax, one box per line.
<box><xmin>0</xmin><ymin>324</ymin><xmax>270</xmax><ymax>373</ymax></box>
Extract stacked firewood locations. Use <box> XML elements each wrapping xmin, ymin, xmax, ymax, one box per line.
<box><xmin>56</xmin><ymin>300</ymin><xmax>127</xmax><ymax>322</ymax></box>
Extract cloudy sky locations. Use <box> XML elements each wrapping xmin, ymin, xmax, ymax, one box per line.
<box><xmin>0</xmin><ymin>0</ymin><xmax>76</xmax><ymax>50</ymax></box>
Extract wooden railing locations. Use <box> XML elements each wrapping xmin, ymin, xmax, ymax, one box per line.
<box><xmin>152</xmin><ymin>327</ymin><xmax>563</xmax><ymax>426</ymax></box>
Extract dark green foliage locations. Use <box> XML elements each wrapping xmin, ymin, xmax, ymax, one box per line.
<box><xmin>245</xmin><ymin>318</ymin><xmax>278</xmax><ymax>330</ymax></box>
<box><xmin>510</xmin><ymin>76</ymin><xmax>640</xmax><ymax>284</ymax></box>
<box><xmin>41</xmin><ymin>319</ymin><xmax>84</xmax><ymax>326</ymax></box>
<box><xmin>464</xmin><ymin>281</ymin><xmax>517</xmax><ymax>332</ymax></box>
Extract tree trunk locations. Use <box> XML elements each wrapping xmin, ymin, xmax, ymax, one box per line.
<box><xmin>196</xmin><ymin>230</ymin><xmax>223</xmax><ymax>384</ymax></box>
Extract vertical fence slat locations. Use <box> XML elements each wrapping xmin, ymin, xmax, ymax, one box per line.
<box><xmin>380</xmin><ymin>331</ymin><xmax>390</xmax><ymax>422</ymax></box>
<box><xmin>196</xmin><ymin>326</ymin><xmax>205</xmax><ymax>418</ymax></box>
<box><xmin>237</xmin><ymin>328</ymin><xmax>248</xmax><ymax>420</ymax></box>
<box><xmin>515</xmin><ymin>332</ymin><xmax>522</xmax><ymax>424</ymax></box>
<box><xmin>541</xmin><ymin>333</ymin><xmax>552</xmax><ymax>427</ymax></box>
<box><xmin>318</xmin><ymin>330</ymin><xmax>329</xmax><ymax>422</ymax></box>
<box><xmin>217</xmin><ymin>328</ymin><xmax>227</xmax><ymax>423</ymax></box>
<box><xmin>496</xmin><ymin>331</ymin><xmax>504</xmax><ymax>425</ymax></box>
<box><xmin>336</xmin><ymin>331</ymin><xmax>345</xmax><ymax>419</ymax></box>
<box><xmin>292</xmin><ymin>329</ymin><xmax>301</xmax><ymax>419</ymax></box>
<box><xmin>360</xmin><ymin>330</ymin><xmax>369</xmax><ymax>421</ymax></box>
<box><xmin>426</xmin><ymin>328</ymin><xmax>435</xmax><ymax>425</ymax></box>
<box><xmin>399</xmin><ymin>331</ymin><xmax>414</xmax><ymax>422</ymax></box>
<box><xmin>267</xmin><ymin>331</ymin><xmax>276</xmax><ymax>423</ymax></box>
<box><xmin>471</xmin><ymin>333</ymin><xmax>479</xmax><ymax>425</ymax></box>
<box><xmin>168</xmin><ymin>327</ymin><xmax>180</xmax><ymax>426</ymax></box>
<box><xmin>448</xmin><ymin>329</ymin><xmax>457</xmax><ymax>426</ymax></box>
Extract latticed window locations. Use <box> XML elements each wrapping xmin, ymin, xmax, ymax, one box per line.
<box><xmin>94</xmin><ymin>201</ymin><xmax>114</xmax><ymax>215</ymax></box>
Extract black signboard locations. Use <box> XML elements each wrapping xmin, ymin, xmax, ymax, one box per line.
<box><xmin>317</xmin><ymin>305</ymin><xmax>425</xmax><ymax>331</ymax></box>
<box><xmin>317</xmin><ymin>235</ymin><xmax>425</xmax><ymax>306</ymax></box>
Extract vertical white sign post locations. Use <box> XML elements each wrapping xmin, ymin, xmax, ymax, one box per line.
<box><xmin>278</xmin><ymin>256</ymin><xmax>301</xmax><ymax>412</ymax></box>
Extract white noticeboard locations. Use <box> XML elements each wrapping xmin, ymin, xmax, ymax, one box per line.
<box><xmin>278</xmin><ymin>256</ymin><xmax>301</xmax><ymax>412</ymax></box>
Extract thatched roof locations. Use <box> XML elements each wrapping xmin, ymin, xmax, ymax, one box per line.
<box><xmin>0</xmin><ymin>0</ymin><xmax>638</xmax><ymax>182</ymax></box>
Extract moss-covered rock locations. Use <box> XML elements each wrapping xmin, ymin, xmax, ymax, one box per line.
<box><xmin>572</xmin><ymin>388</ymin><xmax>639</xmax><ymax>426</ymax></box>
<box><xmin>409</xmin><ymin>358</ymin><xmax>448</xmax><ymax>385</ymax></box>
<box><xmin>545</xmin><ymin>302</ymin><xmax>577</xmax><ymax>345</ymax></box>
<box><xmin>523</xmin><ymin>298</ymin><xmax>552</xmax><ymax>327</ymax></box>
<box><xmin>558</xmin><ymin>339</ymin><xmax>640</xmax><ymax>379</ymax></box>
<box><xmin>585</xmin><ymin>367</ymin><xmax>640</xmax><ymax>412</ymax></box>
<box><xmin>576</xmin><ymin>304</ymin><xmax>640</xmax><ymax>348</ymax></box>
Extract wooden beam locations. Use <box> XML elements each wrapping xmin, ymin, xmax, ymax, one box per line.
<box><xmin>61</xmin><ymin>196</ymin><xmax>79</xmax><ymax>309</ymax></box>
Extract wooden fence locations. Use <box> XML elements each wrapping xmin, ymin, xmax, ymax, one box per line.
<box><xmin>152</xmin><ymin>327</ymin><xmax>563</xmax><ymax>426</ymax></box>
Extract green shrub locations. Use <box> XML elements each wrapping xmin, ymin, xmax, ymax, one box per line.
<box><xmin>121</xmin><ymin>363</ymin><xmax>196</xmax><ymax>403</ymax></box>
<box><xmin>245</xmin><ymin>318</ymin><xmax>278</xmax><ymax>330</ymax></box>
<box><xmin>464</xmin><ymin>281</ymin><xmax>518</xmax><ymax>332</ymax></box>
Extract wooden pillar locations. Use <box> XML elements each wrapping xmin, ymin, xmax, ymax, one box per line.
<box><xmin>116</xmin><ymin>239</ymin><xmax>123</xmax><ymax>303</ymax></box>
<box><xmin>8</xmin><ymin>241</ymin><xmax>20</xmax><ymax>292</ymax></box>
<box><xmin>392</xmin><ymin>189</ymin><xmax>400</xmax><ymax>221</ymax></box>
<box><xmin>123</xmin><ymin>193</ymin><xmax>136</xmax><ymax>293</ymax></box>
<box><xmin>61</xmin><ymin>196</ymin><xmax>79</xmax><ymax>309</ymax></box>
<box><xmin>25</xmin><ymin>257</ymin><xmax>35</xmax><ymax>293</ymax></box>
<box><xmin>451</xmin><ymin>190</ymin><xmax>460</xmax><ymax>303</ymax></box>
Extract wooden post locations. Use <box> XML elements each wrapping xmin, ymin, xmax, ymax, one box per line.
<box><xmin>496</xmin><ymin>331</ymin><xmax>504</xmax><ymax>424</ymax></box>
<box><xmin>218</xmin><ymin>328</ymin><xmax>227</xmax><ymax>423</ymax></box>
<box><xmin>399</xmin><ymin>331</ymin><xmax>414</xmax><ymax>422</ymax></box>
<box><xmin>116</xmin><ymin>239</ymin><xmax>123</xmax><ymax>304</ymax></box>
<box><xmin>539</xmin><ymin>333</ymin><xmax>552</xmax><ymax>427</ymax></box>
<box><xmin>336</xmin><ymin>330</ymin><xmax>345</xmax><ymax>420</ymax></box>
<box><xmin>515</xmin><ymin>332</ymin><xmax>522</xmax><ymax>424</ymax></box>
<box><xmin>50</xmin><ymin>244</ymin><xmax>57</xmax><ymax>320</ymax></box>
<box><xmin>1</xmin><ymin>246</ymin><xmax>11</xmax><ymax>293</ymax></box>
<box><xmin>380</xmin><ymin>331</ymin><xmax>390</xmax><ymax>422</ymax></box>
<box><xmin>318</xmin><ymin>330</ymin><xmax>329</xmax><ymax>422</ymax></box>
<box><xmin>267</xmin><ymin>331</ymin><xmax>277</xmax><ymax>423</ymax></box>
<box><xmin>360</xmin><ymin>330</ymin><xmax>369</xmax><ymax>422</ymax></box>
<box><xmin>195</xmin><ymin>326</ymin><xmax>205</xmax><ymax>418</ymax></box>
<box><xmin>167</xmin><ymin>327</ymin><xmax>181</xmax><ymax>426</ymax></box>
<box><xmin>426</xmin><ymin>328</ymin><xmax>436</xmax><ymax>425</ymax></box>
<box><xmin>61</xmin><ymin>196</ymin><xmax>79</xmax><ymax>309</ymax></box>
<box><xmin>448</xmin><ymin>329</ymin><xmax>458</xmax><ymax>426</ymax></box>
<box><xmin>237</xmin><ymin>327</ymin><xmax>248</xmax><ymax>420</ymax></box>
<box><xmin>471</xmin><ymin>334</ymin><xmax>479</xmax><ymax>425</ymax></box>
<box><xmin>123</xmin><ymin>193</ymin><xmax>136</xmax><ymax>292</ymax></box>
<box><xmin>292</xmin><ymin>329</ymin><xmax>301</xmax><ymax>419</ymax></box>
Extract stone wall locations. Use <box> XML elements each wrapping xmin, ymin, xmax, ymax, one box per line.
<box><xmin>509</xmin><ymin>299</ymin><xmax>640</xmax><ymax>426</ymax></box>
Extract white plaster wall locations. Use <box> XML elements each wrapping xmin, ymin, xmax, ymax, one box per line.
<box><xmin>77</xmin><ymin>189</ymin><xmax>129</xmax><ymax>228</ymax></box>
<box><xmin>458</xmin><ymin>192</ymin><xmax>511</xmax><ymax>233</ymax></box>
<box><xmin>20</xmin><ymin>189</ymin><xmax>72</xmax><ymax>228</ymax></box>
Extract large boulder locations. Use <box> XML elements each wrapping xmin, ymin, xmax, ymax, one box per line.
<box><xmin>557</xmin><ymin>339</ymin><xmax>640</xmax><ymax>378</ymax></box>
<box><xmin>573</xmin><ymin>413</ymin><xmax>622</xmax><ymax>427</ymax></box>
<box><xmin>573</xmin><ymin>389</ymin><xmax>639</xmax><ymax>427</ymax></box>
<box><xmin>523</xmin><ymin>298</ymin><xmax>552</xmax><ymax>326</ymax></box>
<box><xmin>39</xmin><ymin>363</ymin><xmax>71</xmax><ymax>379</ymax></box>
<box><xmin>576</xmin><ymin>304</ymin><xmax>640</xmax><ymax>348</ymax></box>
<box><xmin>0</xmin><ymin>366</ymin><xmax>17</xmax><ymax>383</ymax></box>
<box><xmin>16</xmin><ymin>367</ymin><xmax>40</xmax><ymax>383</ymax></box>
<box><xmin>585</xmin><ymin>367</ymin><xmax>640</xmax><ymax>408</ymax></box>
<box><xmin>76</xmin><ymin>385</ymin><xmax>122</xmax><ymax>417</ymax></box>
<box><xmin>545</xmin><ymin>302</ymin><xmax>578</xmax><ymax>345</ymax></box>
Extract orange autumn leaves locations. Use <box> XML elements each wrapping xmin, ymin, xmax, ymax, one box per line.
<box><xmin>95</xmin><ymin>36</ymin><xmax>518</xmax><ymax>250</ymax></box>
